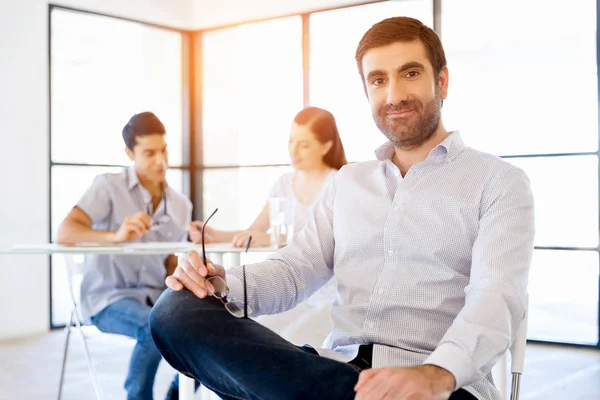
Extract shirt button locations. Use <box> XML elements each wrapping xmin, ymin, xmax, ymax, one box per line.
<box><xmin>387</xmin><ymin>250</ymin><xmax>394</xmax><ymax>256</ymax></box>
<box><xmin>394</xmin><ymin>205</ymin><xmax>400</xmax><ymax>212</ymax></box>
<box><xmin>167</xmin><ymin>232</ymin><xmax>172</xmax><ymax>237</ymax></box>
<box><xmin>368</xmin><ymin>322</ymin><xmax>375</xmax><ymax>329</ymax></box>
<box><xmin>378</xmin><ymin>288</ymin><xmax>385</xmax><ymax>295</ymax></box>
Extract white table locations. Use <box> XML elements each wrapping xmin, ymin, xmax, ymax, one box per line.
<box><xmin>3</xmin><ymin>242</ymin><xmax>276</xmax><ymax>400</ymax></box>
<box><xmin>203</xmin><ymin>242</ymin><xmax>278</xmax><ymax>265</ymax></box>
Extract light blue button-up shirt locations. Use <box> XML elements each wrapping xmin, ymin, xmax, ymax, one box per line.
<box><xmin>77</xmin><ymin>166</ymin><xmax>192</xmax><ymax>320</ymax></box>
<box><xmin>227</xmin><ymin>132</ymin><xmax>535</xmax><ymax>399</ymax></box>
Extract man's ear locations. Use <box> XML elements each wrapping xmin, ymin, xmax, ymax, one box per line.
<box><xmin>438</xmin><ymin>66</ymin><xmax>449</xmax><ymax>101</ymax></box>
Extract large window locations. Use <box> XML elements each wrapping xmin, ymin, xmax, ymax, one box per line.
<box><xmin>528</xmin><ymin>250</ymin><xmax>599</xmax><ymax>344</ymax></box>
<box><xmin>50</xmin><ymin>8</ymin><xmax>188</xmax><ymax>326</ymax></box>
<box><xmin>442</xmin><ymin>0</ymin><xmax>597</xmax><ymax>156</ymax></box>
<box><xmin>201</xmin><ymin>17</ymin><xmax>302</xmax><ymax>229</ymax></box>
<box><xmin>442</xmin><ymin>0</ymin><xmax>599</xmax><ymax>345</ymax></box>
<box><xmin>51</xmin><ymin>10</ymin><xmax>185</xmax><ymax>165</ymax></box>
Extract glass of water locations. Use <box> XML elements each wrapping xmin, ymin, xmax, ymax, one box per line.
<box><xmin>269</xmin><ymin>197</ymin><xmax>295</xmax><ymax>248</ymax></box>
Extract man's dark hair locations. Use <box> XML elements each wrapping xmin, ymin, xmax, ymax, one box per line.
<box><xmin>122</xmin><ymin>112</ymin><xmax>166</xmax><ymax>150</ymax></box>
<box><xmin>355</xmin><ymin>17</ymin><xmax>447</xmax><ymax>82</ymax></box>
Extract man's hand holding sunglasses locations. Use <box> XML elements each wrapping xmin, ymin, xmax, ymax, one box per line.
<box><xmin>165</xmin><ymin>251</ymin><xmax>225</xmax><ymax>299</ymax></box>
<box><xmin>169</xmin><ymin>208</ymin><xmax>251</xmax><ymax>319</ymax></box>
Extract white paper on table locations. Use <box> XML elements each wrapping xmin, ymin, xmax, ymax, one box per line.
<box><xmin>123</xmin><ymin>242</ymin><xmax>200</xmax><ymax>252</ymax></box>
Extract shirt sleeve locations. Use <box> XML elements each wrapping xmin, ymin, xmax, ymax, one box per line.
<box><xmin>227</xmin><ymin>174</ymin><xmax>337</xmax><ymax>316</ymax></box>
<box><xmin>76</xmin><ymin>175</ymin><xmax>112</xmax><ymax>224</ymax></box>
<box><xmin>424</xmin><ymin>167</ymin><xmax>535</xmax><ymax>389</ymax></box>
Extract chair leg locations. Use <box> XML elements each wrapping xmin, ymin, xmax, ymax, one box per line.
<box><xmin>510</xmin><ymin>373</ymin><xmax>522</xmax><ymax>400</ymax></box>
<box><xmin>57</xmin><ymin>309</ymin><xmax>74</xmax><ymax>400</ymax></box>
<box><xmin>63</xmin><ymin>254</ymin><xmax>105</xmax><ymax>400</ymax></box>
<box><xmin>72</xmin><ymin>306</ymin><xmax>105</xmax><ymax>400</ymax></box>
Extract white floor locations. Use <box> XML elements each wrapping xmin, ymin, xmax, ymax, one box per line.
<box><xmin>0</xmin><ymin>328</ymin><xmax>599</xmax><ymax>400</ymax></box>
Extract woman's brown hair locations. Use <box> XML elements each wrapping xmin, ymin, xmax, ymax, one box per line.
<box><xmin>293</xmin><ymin>107</ymin><xmax>348</xmax><ymax>170</ymax></box>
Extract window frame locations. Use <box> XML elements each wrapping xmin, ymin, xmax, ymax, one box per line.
<box><xmin>48</xmin><ymin>4</ymin><xmax>195</xmax><ymax>328</ymax></box>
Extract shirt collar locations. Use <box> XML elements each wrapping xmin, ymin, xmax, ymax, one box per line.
<box><xmin>125</xmin><ymin>166</ymin><xmax>170</xmax><ymax>191</ymax></box>
<box><xmin>374</xmin><ymin>131</ymin><xmax>465</xmax><ymax>164</ymax></box>
<box><xmin>439</xmin><ymin>131</ymin><xmax>465</xmax><ymax>162</ymax></box>
<box><xmin>374</xmin><ymin>141</ymin><xmax>396</xmax><ymax>162</ymax></box>
<box><xmin>126</xmin><ymin>166</ymin><xmax>139</xmax><ymax>191</ymax></box>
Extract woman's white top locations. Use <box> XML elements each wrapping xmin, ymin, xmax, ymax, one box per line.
<box><xmin>268</xmin><ymin>169</ymin><xmax>337</xmax><ymax>233</ymax></box>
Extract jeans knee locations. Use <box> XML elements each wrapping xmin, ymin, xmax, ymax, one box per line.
<box><xmin>149</xmin><ymin>289</ymin><xmax>185</xmax><ymax>342</ymax></box>
<box><xmin>150</xmin><ymin>289</ymin><xmax>231</xmax><ymax>348</ymax></box>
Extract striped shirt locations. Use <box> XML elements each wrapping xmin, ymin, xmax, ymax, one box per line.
<box><xmin>77</xmin><ymin>166</ymin><xmax>192</xmax><ymax>320</ymax></box>
<box><xmin>227</xmin><ymin>131</ymin><xmax>535</xmax><ymax>399</ymax></box>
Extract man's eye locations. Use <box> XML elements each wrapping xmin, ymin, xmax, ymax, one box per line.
<box><xmin>405</xmin><ymin>71</ymin><xmax>420</xmax><ymax>79</ymax></box>
<box><xmin>371</xmin><ymin>78</ymin><xmax>385</xmax><ymax>86</ymax></box>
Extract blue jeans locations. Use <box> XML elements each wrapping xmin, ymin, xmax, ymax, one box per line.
<box><xmin>149</xmin><ymin>289</ymin><xmax>477</xmax><ymax>400</ymax></box>
<box><xmin>91</xmin><ymin>297</ymin><xmax>196</xmax><ymax>400</ymax></box>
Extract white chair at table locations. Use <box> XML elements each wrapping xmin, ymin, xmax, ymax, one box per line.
<box><xmin>493</xmin><ymin>296</ymin><xmax>529</xmax><ymax>400</ymax></box>
<box><xmin>57</xmin><ymin>251</ymin><xmax>192</xmax><ymax>400</ymax></box>
<box><xmin>508</xmin><ymin>296</ymin><xmax>528</xmax><ymax>400</ymax></box>
<box><xmin>57</xmin><ymin>253</ymin><xmax>106</xmax><ymax>400</ymax></box>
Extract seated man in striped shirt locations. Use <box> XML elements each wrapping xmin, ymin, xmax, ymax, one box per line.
<box><xmin>57</xmin><ymin>112</ymin><xmax>199</xmax><ymax>400</ymax></box>
<box><xmin>149</xmin><ymin>16</ymin><xmax>534</xmax><ymax>400</ymax></box>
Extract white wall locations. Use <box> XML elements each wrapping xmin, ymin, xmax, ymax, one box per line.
<box><xmin>0</xmin><ymin>0</ymin><xmax>193</xmax><ymax>340</ymax></box>
<box><xmin>193</xmin><ymin>0</ymin><xmax>378</xmax><ymax>28</ymax></box>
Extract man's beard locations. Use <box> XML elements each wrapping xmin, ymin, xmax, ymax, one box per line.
<box><xmin>373</xmin><ymin>91</ymin><xmax>441</xmax><ymax>150</ymax></box>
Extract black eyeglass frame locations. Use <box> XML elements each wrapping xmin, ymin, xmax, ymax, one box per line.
<box><xmin>201</xmin><ymin>208</ymin><xmax>251</xmax><ymax>318</ymax></box>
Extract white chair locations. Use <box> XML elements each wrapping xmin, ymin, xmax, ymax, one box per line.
<box><xmin>494</xmin><ymin>296</ymin><xmax>529</xmax><ymax>400</ymax></box>
<box><xmin>508</xmin><ymin>297</ymin><xmax>528</xmax><ymax>400</ymax></box>
<box><xmin>57</xmin><ymin>254</ymin><xmax>105</xmax><ymax>400</ymax></box>
<box><xmin>57</xmin><ymin>252</ymin><xmax>200</xmax><ymax>400</ymax></box>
